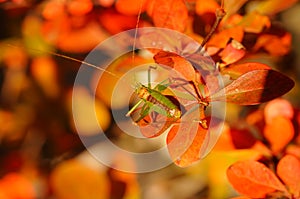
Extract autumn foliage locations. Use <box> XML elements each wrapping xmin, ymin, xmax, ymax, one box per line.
<box><xmin>0</xmin><ymin>0</ymin><xmax>299</xmax><ymax>198</ymax></box>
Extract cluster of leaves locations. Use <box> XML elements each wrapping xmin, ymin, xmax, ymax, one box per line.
<box><xmin>120</xmin><ymin>0</ymin><xmax>296</xmax><ymax>168</ymax></box>
<box><xmin>0</xmin><ymin>0</ymin><xmax>298</xmax><ymax>198</ymax></box>
<box><xmin>217</xmin><ymin>98</ymin><xmax>300</xmax><ymax>198</ymax></box>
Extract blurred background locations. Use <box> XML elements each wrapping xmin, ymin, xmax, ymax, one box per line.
<box><xmin>0</xmin><ymin>0</ymin><xmax>299</xmax><ymax>198</ymax></box>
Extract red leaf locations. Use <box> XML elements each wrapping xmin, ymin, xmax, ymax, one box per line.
<box><xmin>229</xmin><ymin>127</ymin><xmax>257</xmax><ymax>149</ymax></box>
<box><xmin>208</xmin><ymin>69</ymin><xmax>294</xmax><ymax>105</ymax></box>
<box><xmin>166</xmin><ymin>107</ymin><xmax>210</xmax><ymax>167</ymax></box>
<box><xmin>277</xmin><ymin>155</ymin><xmax>300</xmax><ymax>197</ymax></box>
<box><xmin>98</xmin><ymin>9</ymin><xmax>140</xmax><ymax>34</ymax></box>
<box><xmin>138</xmin><ymin>114</ymin><xmax>176</xmax><ymax>138</ymax></box>
<box><xmin>151</xmin><ymin>0</ymin><xmax>189</xmax><ymax>32</ymax></box>
<box><xmin>221</xmin><ymin>62</ymin><xmax>271</xmax><ymax>80</ymax></box>
<box><xmin>264</xmin><ymin>116</ymin><xmax>294</xmax><ymax>154</ymax></box>
<box><xmin>227</xmin><ymin>160</ymin><xmax>287</xmax><ymax>198</ymax></box>
<box><xmin>153</xmin><ymin>50</ymin><xmax>196</xmax><ymax>81</ymax></box>
<box><xmin>219</xmin><ymin>39</ymin><xmax>246</xmax><ymax>66</ymax></box>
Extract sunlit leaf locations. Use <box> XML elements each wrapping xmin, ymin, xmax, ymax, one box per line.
<box><xmin>239</xmin><ymin>12</ymin><xmax>271</xmax><ymax>33</ymax></box>
<box><xmin>138</xmin><ymin>114</ymin><xmax>176</xmax><ymax>138</ymax></box>
<box><xmin>154</xmin><ymin>50</ymin><xmax>196</xmax><ymax>81</ymax></box>
<box><xmin>108</xmin><ymin>154</ymin><xmax>140</xmax><ymax>199</ymax></box>
<box><xmin>219</xmin><ymin>39</ymin><xmax>246</xmax><ymax>66</ymax></box>
<box><xmin>227</xmin><ymin>160</ymin><xmax>288</xmax><ymax>198</ymax></box>
<box><xmin>253</xmin><ymin>32</ymin><xmax>292</xmax><ymax>56</ymax></box>
<box><xmin>264</xmin><ymin>116</ymin><xmax>294</xmax><ymax>154</ymax></box>
<box><xmin>2</xmin><ymin>43</ymin><xmax>28</xmax><ymax>69</ymax></box>
<box><xmin>167</xmin><ymin>121</ymin><xmax>208</xmax><ymax>167</ymax></box>
<box><xmin>230</xmin><ymin>196</ymin><xmax>252</xmax><ymax>199</ymax></box>
<box><xmin>56</xmin><ymin>20</ymin><xmax>108</xmax><ymax>53</ymax></box>
<box><xmin>277</xmin><ymin>155</ymin><xmax>300</xmax><ymax>197</ymax></box>
<box><xmin>115</xmin><ymin>0</ymin><xmax>147</xmax><ymax>15</ymax></box>
<box><xmin>99</xmin><ymin>9</ymin><xmax>141</xmax><ymax>34</ymax></box>
<box><xmin>96</xmin><ymin>0</ymin><xmax>115</xmax><ymax>7</ymax></box>
<box><xmin>66</xmin><ymin>0</ymin><xmax>93</xmax><ymax>16</ymax></box>
<box><xmin>71</xmin><ymin>87</ymin><xmax>111</xmax><ymax>135</ymax></box>
<box><xmin>208</xmin><ymin>69</ymin><xmax>295</xmax><ymax>105</ymax></box>
<box><xmin>166</xmin><ymin>107</ymin><xmax>211</xmax><ymax>167</ymax></box>
<box><xmin>51</xmin><ymin>159</ymin><xmax>109</xmax><ymax>199</ymax></box>
<box><xmin>213</xmin><ymin>123</ymin><xmax>235</xmax><ymax>150</ymax></box>
<box><xmin>221</xmin><ymin>63</ymin><xmax>271</xmax><ymax>80</ymax></box>
<box><xmin>31</xmin><ymin>56</ymin><xmax>60</xmax><ymax>98</ymax></box>
<box><xmin>286</xmin><ymin>145</ymin><xmax>300</xmax><ymax>160</ymax></box>
<box><xmin>95</xmin><ymin>54</ymin><xmax>150</xmax><ymax>109</ymax></box>
<box><xmin>151</xmin><ymin>0</ymin><xmax>189</xmax><ymax>32</ymax></box>
<box><xmin>206</xmin><ymin>26</ymin><xmax>244</xmax><ymax>49</ymax></box>
<box><xmin>0</xmin><ymin>173</ymin><xmax>36</xmax><ymax>199</ymax></box>
<box><xmin>195</xmin><ymin>0</ymin><xmax>219</xmax><ymax>16</ymax></box>
<box><xmin>42</xmin><ymin>0</ymin><xmax>66</xmax><ymax>20</ymax></box>
<box><xmin>264</xmin><ymin>98</ymin><xmax>294</xmax><ymax>124</ymax></box>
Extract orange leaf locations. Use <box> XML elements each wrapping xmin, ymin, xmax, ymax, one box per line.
<box><xmin>208</xmin><ymin>69</ymin><xmax>294</xmax><ymax>105</ymax></box>
<box><xmin>227</xmin><ymin>160</ymin><xmax>287</xmax><ymax>198</ymax></box>
<box><xmin>138</xmin><ymin>114</ymin><xmax>176</xmax><ymax>138</ymax></box>
<box><xmin>95</xmin><ymin>54</ymin><xmax>150</xmax><ymax>108</ymax></box>
<box><xmin>2</xmin><ymin>45</ymin><xmax>28</xmax><ymax>70</ymax></box>
<box><xmin>115</xmin><ymin>0</ymin><xmax>147</xmax><ymax>15</ymax></box>
<box><xmin>277</xmin><ymin>155</ymin><xmax>300</xmax><ymax>197</ymax></box>
<box><xmin>167</xmin><ymin>121</ymin><xmax>208</xmax><ymax>167</ymax></box>
<box><xmin>230</xmin><ymin>197</ymin><xmax>252</xmax><ymax>199</ymax></box>
<box><xmin>54</xmin><ymin>20</ymin><xmax>108</xmax><ymax>53</ymax></box>
<box><xmin>239</xmin><ymin>12</ymin><xmax>271</xmax><ymax>33</ymax></box>
<box><xmin>213</xmin><ymin>123</ymin><xmax>236</xmax><ymax>150</ymax></box>
<box><xmin>245</xmin><ymin>109</ymin><xmax>265</xmax><ymax>133</ymax></box>
<box><xmin>195</xmin><ymin>0</ymin><xmax>219</xmax><ymax>15</ymax></box>
<box><xmin>264</xmin><ymin>98</ymin><xmax>294</xmax><ymax>124</ymax></box>
<box><xmin>151</xmin><ymin>0</ymin><xmax>189</xmax><ymax>32</ymax></box>
<box><xmin>207</xmin><ymin>26</ymin><xmax>244</xmax><ymax>48</ymax></box>
<box><xmin>31</xmin><ymin>56</ymin><xmax>60</xmax><ymax>98</ymax></box>
<box><xmin>286</xmin><ymin>145</ymin><xmax>300</xmax><ymax>160</ymax></box>
<box><xmin>153</xmin><ymin>50</ymin><xmax>196</xmax><ymax>81</ymax></box>
<box><xmin>253</xmin><ymin>32</ymin><xmax>292</xmax><ymax>56</ymax></box>
<box><xmin>97</xmin><ymin>0</ymin><xmax>114</xmax><ymax>7</ymax></box>
<box><xmin>51</xmin><ymin>159</ymin><xmax>109</xmax><ymax>199</ymax></box>
<box><xmin>42</xmin><ymin>0</ymin><xmax>66</xmax><ymax>20</ymax></box>
<box><xmin>219</xmin><ymin>39</ymin><xmax>246</xmax><ymax>66</ymax></box>
<box><xmin>264</xmin><ymin>116</ymin><xmax>294</xmax><ymax>154</ymax></box>
<box><xmin>0</xmin><ymin>173</ymin><xmax>36</xmax><ymax>199</ymax></box>
<box><xmin>221</xmin><ymin>62</ymin><xmax>271</xmax><ymax>80</ymax></box>
<box><xmin>98</xmin><ymin>9</ymin><xmax>140</xmax><ymax>34</ymax></box>
<box><xmin>66</xmin><ymin>0</ymin><xmax>93</xmax><ymax>16</ymax></box>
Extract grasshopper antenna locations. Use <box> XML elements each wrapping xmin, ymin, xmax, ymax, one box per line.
<box><xmin>132</xmin><ymin>0</ymin><xmax>144</xmax><ymax>63</ymax></box>
<box><xmin>7</xmin><ymin>44</ymin><xmax>119</xmax><ymax>78</ymax></box>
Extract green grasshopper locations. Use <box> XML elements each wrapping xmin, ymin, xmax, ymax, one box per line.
<box><xmin>126</xmin><ymin>66</ymin><xmax>182</xmax><ymax>123</ymax></box>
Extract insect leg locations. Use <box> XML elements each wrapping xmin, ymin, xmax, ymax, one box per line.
<box><xmin>126</xmin><ymin>99</ymin><xmax>144</xmax><ymax>117</ymax></box>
